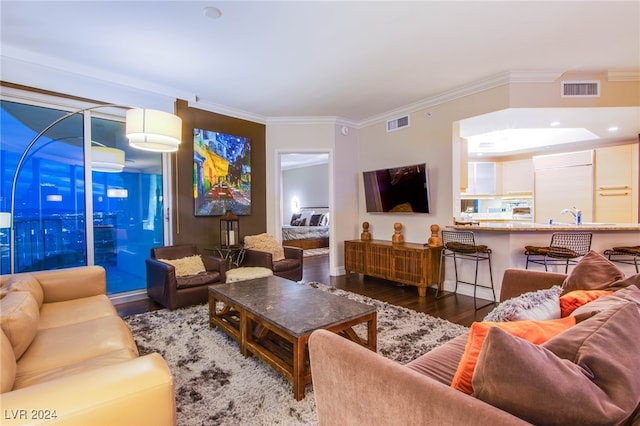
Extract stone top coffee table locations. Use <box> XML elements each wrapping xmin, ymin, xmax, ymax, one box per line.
<box><xmin>208</xmin><ymin>275</ymin><xmax>377</xmax><ymax>400</ymax></box>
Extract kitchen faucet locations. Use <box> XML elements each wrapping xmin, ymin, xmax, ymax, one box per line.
<box><xmin>560</xmin><ymin>207</ymin><xmax>582</xmax><ymax>225</ymax></box>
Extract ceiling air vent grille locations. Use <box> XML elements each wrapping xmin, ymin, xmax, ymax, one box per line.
<box><xmin>387</xmin><ymin>115</ymin><xmax>410</xmax><ymax>132</ymax></box>
<box><xmin>561</xmin><ymin>80</ymin><xmax>600</xmax><ymax>98</ymax></box>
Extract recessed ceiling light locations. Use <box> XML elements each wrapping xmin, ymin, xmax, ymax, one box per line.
<box><xmin>608</xmin><ymin>126</ymin><xmax>619</xmax><ymax>132</ymax></box>
<box><xmin>203</xmin><ymin>6</ymin><xmax>222</xmax><ymax>19</ymax></box>
<box><xmin>550</xmin><ymin>121</ymin><xmax>561</xmax><ymax>126</ymax></box>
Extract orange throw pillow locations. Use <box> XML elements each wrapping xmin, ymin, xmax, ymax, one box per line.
<box><xmin>560</xmin><ymin>290</ymin><xmax>613</xmax><ymax>317</ymax></box>
<box><xmin>451</xmin><ymin>317</ymin><xmax>576</xmax><ymax>395</ymax></box>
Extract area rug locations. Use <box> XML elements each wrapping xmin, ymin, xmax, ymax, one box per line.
<box><xmin>124</xmin><ymin>282</ymin><xmax>468</xmax><ymax>426</ymax></box>
<box><xmin>302</xmin><ymin>248</ymin><xmax>329</xmax><ymax>257</ymax></box>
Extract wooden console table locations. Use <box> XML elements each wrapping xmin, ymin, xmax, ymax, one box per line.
<box><xmin>344</xmin><ymin>239</ymin><xmax>443</xmax><ymax>297</ymax></box>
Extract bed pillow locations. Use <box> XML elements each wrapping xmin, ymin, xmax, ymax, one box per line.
<box><xmin>299</xmin><ymin>210</ymin><xmax>314</xmax><ymax>226</ymax></box>
<box><xmin>319</xmin><ymin>212</ymin><xmax>329</xmax><ymax>226</ymax></box>
<box><xmin>451</xmin><ymin>316</ymin><xmax>576</xmax><ymax>395</ymax></box>
<box><xmin>483</xmin><ymin>286</ymin><xmax>562</xmax><ymax>322</ymax></box>
<box><xmin>289</xmin><ymin>213</ymin><xmax>301</xmax><ymax>226</ymax></box>
<box><xmin>473</xmin><ymin>303</ymin><xmax>640</xmax><ymax>426</ymax></box>
<box><xmin>157</xmin><ymin>255</ymin><xmax>206</xmax><ymax>277</ymax></box>
<box><xmin>309</xmin><ymin>214</ymin><xmax>323</xmax><ymax>226</ymax></box>
<box><xmin>561</xmin><ymin>250</ymin><xmax>625</xmax><ymax>294</ymax></box>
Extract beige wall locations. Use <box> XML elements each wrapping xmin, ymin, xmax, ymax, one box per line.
<box><xmin>357</xmin><ymin>85</ymin><xmax>512</xmax><ymax>245</ymax></box>
<box><xmin>266</xmin><ymin>121</ymin><xmax>359</xmax><ymax>275</ymax></box>
<box><xmin>510</xmin><ymin>71</ymin><xmax>640</xmax><ymax>108</ymax></box>
<box><xmin>265</xmin><ymin>73</ymin><xmax>639</xmax><ymax>276</ymax></box>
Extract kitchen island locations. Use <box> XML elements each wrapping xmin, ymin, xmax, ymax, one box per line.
<box><xmin>440</xmin><ymin>222</ymin><xmax>639</xmax><ymax>302</ymax></box>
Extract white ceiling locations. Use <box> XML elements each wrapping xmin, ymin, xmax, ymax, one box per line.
<box><xmin>1</xmin><ymin>1</ymin><xmax>639</xmax><ymax>153</ymax></box>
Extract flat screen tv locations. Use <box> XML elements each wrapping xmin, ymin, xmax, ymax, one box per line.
<box><xmin>362</xmin><ymin>163</ymin><xmax>431</xmax><ymax>213</ymax></box>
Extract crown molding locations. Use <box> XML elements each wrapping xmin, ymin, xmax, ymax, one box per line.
<box><xmin>266</xmin><ymin>116</ymin><xmax>359</xmax><ymax>128</ymax></box>
<box><xmin>358</xmin><ymin>71</ymin><xmax>568</xmax><ymax>128</ymax></box>
<box><xmin>188</xmin><ymin>99</ymin><xmax>267</xmax><ymax>124</ymax></box>
<box><xmin>1</xmin><ymin>46</ymin><xmax>197</xmax><ymax>106</ymax></box>
<box><xmin>607</xmin><ymin>70</ymin><xmax>640</xmax><ymax>81</ymax></box>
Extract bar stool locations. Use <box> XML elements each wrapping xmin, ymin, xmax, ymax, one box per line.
<box><xmin>437</xmin><ymin>230</ymin><xmax>495</xmax><ymax>310</ymax></box>
<box><xmin>603</xmin><ymin>246</ymin><xmax>639</xmax><ymax>273</ymax></box>
<box><xmin>524</xmin><ymin>232</ymin><xmax>592</xmax><ymax>273</ymax></box>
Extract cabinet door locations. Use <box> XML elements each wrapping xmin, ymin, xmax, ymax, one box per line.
<box><xmin>366</xmin><ymin>244</ymin><xmax>391</xmax><ymax>279</ymax></box>
<box><xmin>595</xmin><ymin>145</ymin><xmax>632</xmax><ymax>189</ymax></box>
<box><xmin>467</xmin><ymin>162</ymin><xmax>496</xmax><ymax>195</ymax></box>
<box><xmin>595</xmin><ymin>191</ymin><xmax>632</xmax><ymax>222</ymax></box>
<box><xmin>534</xmin><ymin>165</ymin><xmax>593</xmax><ymax>223</ymax></box>
<box><xmin>502</xmin><ymin>159</ymin><xmax>533</xmax><ymax>194</ymax></box>
<box><xmin>344</xmin><ymin>241</ymin><xmax>367</xmax><ymax>274</ymax></box>
<box><xmin>595</xmin><ymin>145</ymin><xmax>634</xmax><ymax>222</ymax></box>
<box><xmin>391</xmin><ymin>248</ymin><xmax>425</xmax><ymax>285</ymax></box>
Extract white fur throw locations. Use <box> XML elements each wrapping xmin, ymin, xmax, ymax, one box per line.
<box><xmin>243</xmin><ymin>233</ymin><xmax>285</xmax><ymax>261</ymax></box>
<box><xmin>483</xmin><ymin>285</ymin><xmax>563</xmax><ymax>322</ymax></box>
<box><xmin>158</xmin><ymin>255</ymin><xmax>206</xmax><ymax>277</ymax></box>
<box><xmin>226</xmin><ymin>267</ymin><xmax>273</xmax><ymax>283</ymax></box>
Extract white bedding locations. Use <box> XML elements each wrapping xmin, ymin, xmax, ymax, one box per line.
<box><xmin>282</xmin><ymin>225</ymin><xmax>329</xmax><ymax>241</ymax></box>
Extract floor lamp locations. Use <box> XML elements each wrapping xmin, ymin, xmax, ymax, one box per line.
<box><xmin>8</xmin><ymin>104</ymin><xmax>182</xmax><ymax>273</ymax></box>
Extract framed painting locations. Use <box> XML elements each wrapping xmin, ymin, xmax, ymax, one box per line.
<box><xmin>193</xmin><ymin>128</ymin><xmax>251</xmax><ymax>216</ymax></box>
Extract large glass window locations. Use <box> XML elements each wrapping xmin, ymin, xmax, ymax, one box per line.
<box><xmin>1</xmin><ymin>99</ymin><xmax>165</xmax><ymax>295</ymax></box>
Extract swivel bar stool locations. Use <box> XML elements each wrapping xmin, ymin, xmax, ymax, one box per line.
<box><xmin>438</xmin><ymin>230</ymin><xmax>495</xmax><ymax>310</ymax></box>
<box><xmin>603</xmin><ymin>246</ymin><xmax>639</xmax><ymax>273</ymax></box>
<box><xmin>524</xmin><ymin>232</ymin><xmax>592</xmax><ymax>273</ymax></box>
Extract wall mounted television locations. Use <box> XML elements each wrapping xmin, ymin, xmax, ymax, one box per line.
<box><xmin>362</xmin><ymin>163</ymin><xmax>431</xmax><ymax>213</ymax></box>
<box><xmin>193</xmin><ymin>128</ymin><xmax>251</xmax><ymax>216</ymax></box>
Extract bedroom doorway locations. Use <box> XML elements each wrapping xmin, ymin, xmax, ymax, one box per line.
<box><xmin>279</xmin><ymin>153</ymin><xmax>330</xmax><ymax>260</ymax></box>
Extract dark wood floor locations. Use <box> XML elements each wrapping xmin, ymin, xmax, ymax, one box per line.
<box><xmin>115</xmin><ymin>254</ymin><xmax>495</xmax><ymax>327</ymax></box>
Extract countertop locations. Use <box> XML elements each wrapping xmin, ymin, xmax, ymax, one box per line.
<box><xmin>448</xmin><ymin>221</ymin><xmax>640</xmax><ymax>232</ymax></box>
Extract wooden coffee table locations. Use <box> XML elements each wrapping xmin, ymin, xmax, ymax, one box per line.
<box><xmin>208</xmin><ymin>275</ymin><xmax>377</xmax><ymax>400</ymax></box>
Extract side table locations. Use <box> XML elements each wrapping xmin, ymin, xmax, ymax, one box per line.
<box><xmin>206</xmin><ymin>245</ymin><xmax>246</xmax><ymax>269</ymax></box>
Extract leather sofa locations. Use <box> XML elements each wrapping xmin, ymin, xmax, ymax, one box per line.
<box><xmin>1</xmin><ymin>266</ymin><xmax>176</xmax><ymax>425</ymax></box>
<box><xmin>146</xmin><ymin>244</ymin><xmax>226</xmax><ymax>309</ymax></box>
<box><xmin>310</xmin><ymin>261</ymin><xmax>640</xmax><ymax>425</ymax></box>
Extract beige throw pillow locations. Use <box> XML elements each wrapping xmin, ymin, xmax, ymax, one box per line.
<box><xmin>158</xmin><ymin>255</ymin><xmax>206</xmax><ymax>277</ymax></box>
<box><xmin>244</xmin><ymin>233</ymin><xmax>285</xmax><ymax>261</ymax></box>
<box><xmin>1</xmin><ymin>330</ymin><xmax>17</xmax><ymax>392</ymax></box>
<box><xmin>0</xmin><ymin>291</ymin><xmax>40</xmax><ymax>359</ymax></box>
<box><xmin>0</xmin><ymin>275</ymin><xmax>44</xmax><ymax>307</ymax></box>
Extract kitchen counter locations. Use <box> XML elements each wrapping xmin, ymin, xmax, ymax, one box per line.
<box><xmin>440</xmin><ymin>221</ymin><xmax>639</xmax><ymax>302</ymax></box>
<box><xmin>449</xmin><ymin>222</ymin><xmax>640</xmax><ymax>232</ymax></box>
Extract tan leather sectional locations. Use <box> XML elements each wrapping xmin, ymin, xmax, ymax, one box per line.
<box><xmin>1</xmin><ymin>266</ymin><xmax>175</xmax><ymax>425</ymax></box>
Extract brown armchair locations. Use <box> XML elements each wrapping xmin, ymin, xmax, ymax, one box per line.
<box><xmin>146</xmin><ymin>244</ymin><xmax>226</xmax><ymax>310</ymax></box>
<box><xmin>242</xmin><ymin>246</ymin><xmax>303</xmax><ymax>281</ymax></box>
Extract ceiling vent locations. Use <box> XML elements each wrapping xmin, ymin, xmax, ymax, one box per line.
<box><xmin>387</xmin><ymin>115</ymin><xmax>410</xmax><ymax>132</ymax></box>
<box><xmin>561</xmin><ymin>80</ymin><xmax>600</xmax><ymax>98</ymax></box>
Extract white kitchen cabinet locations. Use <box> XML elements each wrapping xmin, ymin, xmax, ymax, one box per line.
<box><xmin>465</xmin><ymin>162</ymin><xmax>496</xmax><ymax>195</ymax></box>
<box><xmin>595</xmin><ymin>144</ymin><xmax>638</xmax><ymax>223</ymax></box>
<box><xmin>533</xmin><ymin>151</ymin><xmax>594</xmax><ymax>223</ymax></box>
<box><xmin>502</xmin><ymin>158</ymin><xmax>533</xmax><ymax>195</ymax></box>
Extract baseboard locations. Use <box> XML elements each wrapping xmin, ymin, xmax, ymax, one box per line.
<box><xmin>109</xmin><ymin>289</ymin><xmax>148</xmax><ymax>305</ymax></box>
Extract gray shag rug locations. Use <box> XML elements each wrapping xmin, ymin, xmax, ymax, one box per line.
<box><xmin>124</xmin><ymin>282</ymin><xmax>468</xmax><ymax>426</ymax></box>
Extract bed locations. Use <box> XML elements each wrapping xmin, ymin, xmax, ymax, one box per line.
<box><xmin>282</xmin><ymin>207</ymin><xmax>330</xmax><ymax>250</ymax></box>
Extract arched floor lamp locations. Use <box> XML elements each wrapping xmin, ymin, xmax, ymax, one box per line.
<box><xmin>8</xmin><ymin>104</ymin><xmax>182</xmax><ymax>273</ymax></box>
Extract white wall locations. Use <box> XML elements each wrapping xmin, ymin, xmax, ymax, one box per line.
<box><xmin>282</xmin><ymin>163</ymin><xmax>329</xmax><ymax>224</ymax></box>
